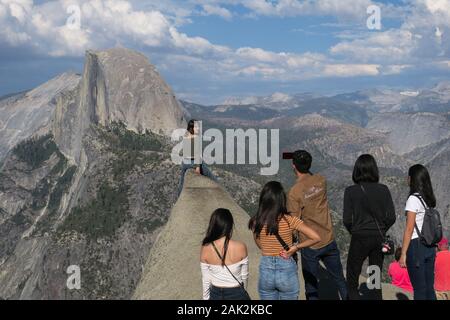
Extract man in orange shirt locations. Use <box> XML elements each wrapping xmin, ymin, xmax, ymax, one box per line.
<box><xmin>435</xmin><ymin>237</ymin><xmax>450</xmax><ymax>300</ymax></box>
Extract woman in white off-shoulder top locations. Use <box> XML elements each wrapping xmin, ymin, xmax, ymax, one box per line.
<box><xmin>200</xmin><ymin>208</ymin><xmax>250</xmax><ymax>300</ymax></box>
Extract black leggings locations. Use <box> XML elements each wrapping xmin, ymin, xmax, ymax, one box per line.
<box><xmin>346</xmin><ymin>235</ymin><xmax>384</xmax><ymax>300</ymax></box>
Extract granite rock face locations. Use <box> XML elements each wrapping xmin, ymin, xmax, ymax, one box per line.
<box><xmin>0</xmin><ymin>47</ymin><xmax>189</xmax><ymax>299</ymax></box>
<box><xmin>0</xmin><ymin>73</ymin><xmax>81</xmax><ymax>161</ymax></box>
<box><xmin>52</xmin><ymin>48</ymin><xmax>186</xmax><ymax>163</ymax></box>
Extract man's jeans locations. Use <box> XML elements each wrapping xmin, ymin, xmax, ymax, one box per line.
<box><xmin>177</xmin><ymin>159</ymin><xmax>217</xmax><ymax>197</ymax></box>
<box><xmin>301</xmin><ymin>240</ymin><xmax>348</xmax><ymax>300</ymax></box>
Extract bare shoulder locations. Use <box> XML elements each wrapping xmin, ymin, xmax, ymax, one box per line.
<box><xmin>229</xmin><ymin>240</ymin><xmax>248</xmax><ymax>255</ymax></box>
<box><xmin>200</xmin><ymin>244</ymin><xmax>211</xmax><ymax>262</ymax></box>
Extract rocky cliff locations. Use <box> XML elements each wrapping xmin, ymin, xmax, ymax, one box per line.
<box><xmin>0</xmin><ymin>73</ymin><xmax>81</xmax><ymax>161</ymax></box>
<box><xmin>133</xmin><ymin>171</ymin><xmax>260</xmax><ymax>300</ymax></box>
<box><xmin>0</xmin><ymin>47</ymin><xmax>190</xmax><ymax>299</ymax></box>
<box><xmin>52</xmin><ymin>48</ymin><xmax>186</xmax><ymax>164</ymax></box>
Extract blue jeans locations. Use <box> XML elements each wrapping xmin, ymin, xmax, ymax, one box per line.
<box><xmin>301</xmin><ymin>240</ymin><xmax>348</xmax><ymax>300</ymax></box>
<box><xmin>177</xmin><ymin>160</ymin><xmax>217</xmax><ymax>197</ymax></box>
<box><xmin>406</xmin><ymin>238</ymin><xmax>437</xmax><ymax>300</ymax></box>
<box><xmin>258</xmin><ymin>256</ymin><xmax>299</xmax><ymax>300</ymax></box>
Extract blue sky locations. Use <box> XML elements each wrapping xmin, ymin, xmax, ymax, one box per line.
<box><xmin>1</xmin><ymin>0</ymin><xmax>449</xmax><ymax>104</ymax></box>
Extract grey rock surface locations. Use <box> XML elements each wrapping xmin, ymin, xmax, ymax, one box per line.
<box><xmin>133</xmin><ymin>171</ymin><xmax>260</xmax><ymax>300</ymax></box>
<box><xmin>0</xmin><ymin>73</ymin><xmax>81</xmax><ymax>161</ymax></box>
<box><xmin>53</xmin><ymin>48</ymin><xmax>186</xmax><ymax>163</ymax></box>
<box><xmin>367</xmin><ymin>112</ymin><xmax>450</xmax><ymax>155</ymax></box>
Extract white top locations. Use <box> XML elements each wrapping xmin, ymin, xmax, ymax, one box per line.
<box><xmin>405</xmin><ymin>193</ymin><xmax>427</xmax><ymax>240</ymax></box>
<box><xmin>200</xmin><ymin>256</ymin><xmax>249</xmax><ymax>300</ymax></box>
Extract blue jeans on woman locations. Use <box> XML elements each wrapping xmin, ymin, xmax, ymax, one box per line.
<box><xmin>258</xmin><ymin>256</ymin><xmax>299</xmax><ymax>300</ymax></box>
<box><xmin>406</xmin><ymin>238</ymin><xmax>437</xmax><ymax>300</ymax></box>
<box><xmin>177</xmin><ymin>159</ymin><xmax>217</xmax><ymax>197</ymax></box>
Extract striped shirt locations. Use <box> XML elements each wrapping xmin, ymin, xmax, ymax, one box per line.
<box><xmin>257</xmin><ymin>215</ymin><xmax>304</xmax><ymax>256</ymax></box>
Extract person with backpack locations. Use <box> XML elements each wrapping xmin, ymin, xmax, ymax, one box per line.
<box><xmin>287</xmin><ymin>150</ymin><xmax>348</xmax><ymax>300</ymax></box>
<box><xmin>249</xmin><ymin>181</ymin><xmax>321</xmax><ymax>300</ymax></box>
<box><xmin>200</xmin><ymin>208</ymin><xmax>250</xmax><ymax>300</ymax></box>
<box><xmin>399</xmin><ymin>164</ymin><xmax>442</xmax><ymax>300</ymax></box>
<box><xmin>343</xmin><ymin>154</ymin><xmax>396</xmax><ymax>300</ymax></box>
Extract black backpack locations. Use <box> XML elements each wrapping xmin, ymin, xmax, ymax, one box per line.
<box><xmin>413</xmin><ymin>195</ymin><xmax>443</xmax><ymax>246</ymax></box>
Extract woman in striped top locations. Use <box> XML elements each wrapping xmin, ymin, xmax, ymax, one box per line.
<box><xmin>249</xmin><ymin>181</ymin><xmax>321</xmax><ymax>300</ymax></box>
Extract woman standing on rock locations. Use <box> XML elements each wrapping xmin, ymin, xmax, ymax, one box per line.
<box><xmin>249</xmin><ymin>181</ymin><xmax>321</xmax><ymax>300</ymax></box>
<box><xmin>200</xmin><ymin>208</ymin><xmax>250</xmax><ymax>300</ymax></box>
<box><xmin>177</xmin><ymin>119</ymin><xmax>217</xmax><ymax>198</ymax></box>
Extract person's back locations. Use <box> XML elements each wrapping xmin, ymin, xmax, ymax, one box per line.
<box><xmin>258</xmin><ymin>215</ymin><xmax>303</xmax><ymax>256</ymax></box>
<box><xmin>343</xmin><ymin>182</ymin><xmax>396</xmax><ymax>235</ymax></box>
<box><xmin>435</xmin><ymin>250</ymin><xmax>450</xmax><ymax>290</ymax></box>
<box><xmin>288</xmin><ymin>174</ymin><xmax>333</xmax><ymax>249</ymax></box>
<box><xmin>249</xmin><ymin>181</ymin><xmax>320</xmax><ymax>300</ymax></box>
<box><xmin>389</xmin><ymin>261</ymin><xmax>413</xmax><ymax>292</ymax></box>
<box><xmin>344</xmin><ymin>154</ymin><xmax>396</xmax><ymax>300</ymax></box>
<box><xmin>435</xmin><ymin>238</ymin><xmax>450</xmax><ymax>300</ymax></box>
<box><xmin>287</xmin><ymin>150</ymin><xmax>347</xmax><ymax>300</ymax></box>
<box><xmin>203</xmin><ymin>240</ymin><xmax>247</xmax><ymax>266</ymax></box>
<box><xmin>200</xmin><ymin>209</ymin><xmax>249</xmax><ymax>300</ymax></box>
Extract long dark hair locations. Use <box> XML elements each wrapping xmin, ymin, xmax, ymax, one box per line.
<box><xmin>408</xmin><ymin>164</ymin><xmax>436</xmax><ymax>208</ymax></box>
<box><xmin>202</xmin><ymin>208</ymin><xmax>234</xmax><ymax>266</ymax></box>
<box><xmin>187</xmin><ymin>119</ymin><xmax>197</xmax><ymax>135</ymax></box>
<box><xmin>352</xmin><ymin>154</ymin><xmax>380</xmax><ymax>184</ymax></box>
<box><xmin>248</xmin><ymin>181</ymin><xmax>289</xmax><ymax>238</ymax></box>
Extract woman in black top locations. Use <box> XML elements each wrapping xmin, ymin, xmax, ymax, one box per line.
<box><xmin>343</xmin><ymin>154</ymin><xmax>396</xmax><ymax>300</ymax></box>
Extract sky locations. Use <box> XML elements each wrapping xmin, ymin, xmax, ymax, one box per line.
<box><xmin>0</xmin><ymin>0</ymin><xmax>450</xmax><ymax>104</ymax></box>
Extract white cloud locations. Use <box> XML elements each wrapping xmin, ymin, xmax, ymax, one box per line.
<box><xmin>239</xmin><ymin>0</ymin><xmax>405</xmax><ymax>21</ymax></box>
<box><xmin>381</xmin><ymin>64</ymin><xmax>412</xmax><ymax>75</ymax></box>
<box><xmin>323</xmin><ymin>64</ymin><xmax>379</xmax><ymax>77</ymax></box>
<box><xmin>330</xmin><ymin>29</ymin><xmax>418</xmax><ymax>63</ymax></box>
<box><xmin>201</xmin><ymin>4</ymin><xmax>232</xmax><ymax>20</ymax></box>
<box><xmin>236</xmin><ymin>47</ymin><xmax>282</xmax><ymax>63</ymax></box>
